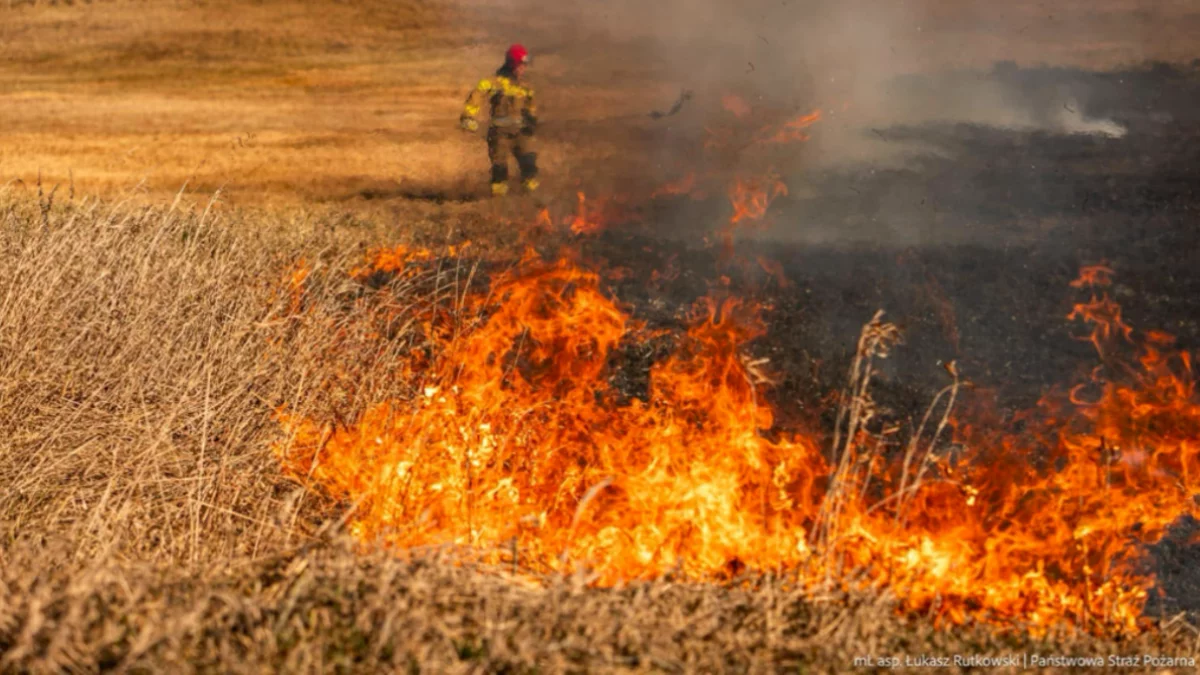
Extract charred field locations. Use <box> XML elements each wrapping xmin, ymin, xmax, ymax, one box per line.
<box><xmin>258</xmin><ymin>61</ymin><xmax>1200</xmax><ymax>669</ymax></box>
<box><xmin>589</xmin><ymin>60</ymin><xmax>1200</xmax><ymax>617</ymax></box>
<box><xmin>570</xmin><ymin>61</ymin><xmax>1197</xmax><ymax>406</ymax></box>
<box><xmin>549</xmin><ymin>58</ymin><xmax>1200</xmax><ymax>607</ymax></box>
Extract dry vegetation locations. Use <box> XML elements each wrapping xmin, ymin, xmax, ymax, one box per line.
<box><xmin>8</xmin><ymin>539</ymin><xmax>1198</xmax><ymax>674</ymax></box>
<box><xmin>0</xmin><ymin>0</ymin><xmax>472</xmax><ymax>205</ymax></box>
<box><xmin>0</xmin><ymin>0</ymin><xmax>672</xmax><ymax>215</ymax></box>
<box><xmin>2</xmin><ymin>0</ymin><xmax>1194</xmax><ymax>217</ymax></box>
<box><xmin>1</xmin><ymin>189</ymin><xmax>1197</xmax><ymax>673</ymax></box>
<box><xmin>4</xmin><ymin>0</ymin><xmax>1200</xmax><ymax>672</ymax></box>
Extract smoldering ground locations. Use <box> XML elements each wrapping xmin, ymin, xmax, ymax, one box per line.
<box><xmin>463</xmin><ymin>0</ymin><xmax>1190</xmax><ymax>243</ymax></box>
<box><xmin>458</xmin><ymin>0</ymin><xmax>1200</xmax><ymax>420</ymax></box>
<box><xmin>467</xmin><ymin>2</ymin><xmax>1200</xmax><ymax>611</ymax></box>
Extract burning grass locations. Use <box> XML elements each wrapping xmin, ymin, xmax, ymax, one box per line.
<box><xmin>274</xmin><ymin>231</ymin><xmax>1200</xmax><ymax>640</ymax></box>
<box><xmin>1</xmin><ymin>189</ymin><xmax>1199</xmax><ymax>672</ymax></box>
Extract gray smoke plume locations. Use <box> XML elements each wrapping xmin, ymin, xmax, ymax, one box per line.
<box><xmin>459</xmin><ymin>0</ymin><xmax>1193</xmax><ymax>243</ymax></box>
<box><xmin>468</xmin><ymin>0</ymin><xmax>1163</xmax><ymax>145</ymax></box>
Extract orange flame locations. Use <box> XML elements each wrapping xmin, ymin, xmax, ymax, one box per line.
<box><xmin>283</xmin><ymin>257</ymin><xmax>311</xmax><ymax>316</ymax></box>
<box><xmin>1068</xmin><ymin>263</ymin><xmax>1133</xmax><ymax>357</ymax></box>
<box><xmin>729</xmin><ymin>173</ymin><xmax>788</xmax><ymax>226</ymax></box>
<box><xmin>566</xmin><ymin>192</ymin><xmax>606</xmax><ymax>235</ymax></box>
<box><xmin>720</xmin><ymin>172</ymin><xmax>789</xmax><ymax>257</ymax></box>
<box><xmin>650</xmin><ymin>254</ymin><xmax>680</xmax><ymax>288</ymax></box>
<box><xmin>275</xmin><ymin>223</ymin><xmax>1199</xmax><ymax>637</ymax></box>
<box><xmin>757</xmin><ymin>109</ymin><xmax>823</xmax><ymax>145</ymax></box>
<box><xmin>351</xmin><ymin>244</ymin><xmax>434</xmax><ymax>282</ymax></box>
<box><xmin>1070</xmin><ymin>263</ymin><xmax>1115</xmax><ymax>288</ymax></box>
<box><xmin>722</xmin><ymin>94</ymin><xmax>752</xmax><ymax>119</ymax></box>
<box><xmin>756</xmin><ymin>256</ymin><xmax>792</xmax><ymax>289</ymax></box>
<box><xmin>651</xmin><ymin>172</ymin><xmax>699</xmax><ymax>199</ymax></box>
<box><xmin>276</xmin><ymin>252</ymin><xmax>826</xmax><ymax>583</ymax></box>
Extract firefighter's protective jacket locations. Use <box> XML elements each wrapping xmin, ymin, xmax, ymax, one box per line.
<box><xmin>461</xmin><ymin>66</ymin><xmax>537</xmax><ymax>133</ymax></box>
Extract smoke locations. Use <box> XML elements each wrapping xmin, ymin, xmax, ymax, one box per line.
<box><xmin>460</xmin><ymin>0</ymin><xmax>1186</xmax><ymax>244</ymax></box>
<box><xmin>490</xmin><ymin>0</ymin><xmax>1134</xmax><ymax>151</ymax></box>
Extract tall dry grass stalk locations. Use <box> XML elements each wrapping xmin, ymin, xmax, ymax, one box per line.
<box><xmin>811</xmin><ymin>311</ymin><xmax>901</xmax><ymax>573</ymax></box>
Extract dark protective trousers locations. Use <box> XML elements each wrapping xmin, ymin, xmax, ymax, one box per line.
<box><xmin>487</xmin><ymin>128</ymin><xmax>538</xmax><ymax>185</ymax></box>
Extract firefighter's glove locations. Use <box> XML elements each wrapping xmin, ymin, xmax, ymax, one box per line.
<box><xmin>460</xmin><ymin>117</ymin><xmax>479</xmax><ymax>133</ymax></box>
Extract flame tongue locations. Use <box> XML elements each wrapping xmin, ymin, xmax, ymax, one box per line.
<box><xmin>276</xmin><ymin>244</ymin><xmax>1200</xmax><ymax>635</ymax></box>
<box><xmin>276</xmin><ymin>253</ymin><xmax>826</xmax><ymax>582</ymax></box>
<box><xmin>758</xmin><ymin>109</ymin><xmax>823</xmax><ymax>144</ymax></box>
<box><xmin>270</xmin><ymin>87</ymin><xmax>1200</xmax><ymax>634</ymax></box>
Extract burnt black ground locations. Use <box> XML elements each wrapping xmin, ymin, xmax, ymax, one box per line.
<box><xmin>590</xmin><ymin>62</ymin><xmax>1200</xmax><ymax>417</ymax></box>
<box><xmin>583</xmin><ymin>62</ymin><xmax>1200</xmax><ymax>621</ymax></box>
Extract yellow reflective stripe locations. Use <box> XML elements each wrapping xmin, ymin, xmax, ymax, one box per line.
<box><xmin>496</xmin><ymin>77</ymin><xmax>531</xmax><ymax>98</ymax></box>
<box><xmin>463</xmin><ymin>104</ymin><xmax>480</xmax><ymax>116</ymax></box>
<box><xmin>477</xmin><ymin>79</ymin><xmax>493</xmax><ymax>91</ymax></box>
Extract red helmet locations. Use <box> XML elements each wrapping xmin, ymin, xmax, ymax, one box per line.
<box><xmin>506</xmin><ymin>44</ymin><xmax>530</xmax><ymax>66</ymax></box>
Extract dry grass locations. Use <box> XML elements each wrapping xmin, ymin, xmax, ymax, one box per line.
<box><xmin>2</xmin><ymin>0</ymin><xmax>1197</xmax><ymax>215</ymax></box>
<box><xmin>0</xmin><ymin>188</ymin><xmax>317</xmax><ymax>565</ymax></box>
<box><xmin>8</xmin><ymin>537</ymin><xmax>1199</xmax><ymax>675</ymax></box>
<box><xmin>5</xmin><ymin>0</ymin><xmax>1192</xmax><ymax>225</ymax></box>
<box><xmin>0</xmin><ymin>190</ymin><xmax>1197</xmax><ymax>673</ymax></box>
<box><xmin>0</xmin><ymin>0</ymin><xmax>673</xmax><ymax>213</ymax></box>
<box><xmin>3</xmin><ymin>1</ymin><xmax>1200</xmax><ymax>671</ymax></box>
<box><xmin>0</xmin><ymin>182</ymin><xmax>478</xmax><ymax>568</ymax></box>
<box><xmin>0</xmin><ymin>0</ymin><xmax>478</xmax><ymax>205</ymax></box>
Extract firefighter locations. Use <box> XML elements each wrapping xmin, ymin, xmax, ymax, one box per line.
<box><xmin>460</xmin><ymin>44</ymin><xmax>539</xmax><ymax>197</ymax></box>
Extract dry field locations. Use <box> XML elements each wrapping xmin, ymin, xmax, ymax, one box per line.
<box><xmin>2</xmin><ymin>191</ymin><xmax>1197</xmax><ymax>673</ymax></box>
<box><xmin>3</xmin><ymin>0</ymin><xmax>1195</xmax><ymax>214</ymax></box>
<box><xmin>3</xmin><ymin>0</ymin><xmax>1200</xmax><ymax>673</ymax></box>
<box><xmin>0</xmin><ymin>0</ymin><xmax>676</xmax><ymax>227</ymax></box>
